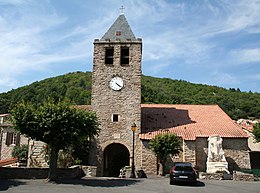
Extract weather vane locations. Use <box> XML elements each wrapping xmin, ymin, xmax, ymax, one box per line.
<box><xmin>120</xmin><ymin>5</ymin><xmax>125</xmax><ymax>14</ymax></box>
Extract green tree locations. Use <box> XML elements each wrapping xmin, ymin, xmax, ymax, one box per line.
<box><xmin>1</xmin><ymin>72</ymin><xmax>260</xmax><ymax>120</ymax></box>
<box><xmin>12</xmin><ymin>144</ymin><xmax>29</xmax><ymax>161</ymax></box>
<box><xmin>149</xmin><ymin>133</ymin><xmax>182</xmax><ymax>176</ymax></box>
<box><xmin>252</xmin><ymin>123</ymin><xmax>260</xmax><ymax>143</ymax></box>
<box><xmin>11</xmin><ymin>100</ymin><xmax>99</xmax><ymax>181</ymax></box>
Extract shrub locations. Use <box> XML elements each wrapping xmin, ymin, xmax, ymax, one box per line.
<box><xmin>12</xmin><ymin>144</ymin><xmax>28</xmax><ymax>160</ymax></box>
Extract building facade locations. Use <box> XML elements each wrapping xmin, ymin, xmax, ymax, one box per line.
<box><xmin>0</xmin><ymin>114</ymin><xmax>28</xmax><ymax>161</ymax></box>
<box><xmin>90</xmin><ymin>13</ymin><xmax>142</xmax><ymax>176</ymax></box>
<box><xmin>89</xmin><ymin>13</ymin><xmax>251</xmax><ymax>176</ymax></box>
<box><xmin>0</xmin><ymin>13</ymin><xmax>251</xmax><ymax>176</ymax></box>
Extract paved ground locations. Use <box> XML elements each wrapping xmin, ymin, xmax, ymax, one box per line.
<box><xmin>0</xmin><ymin>176</ymin><xmax>259</xmax><ymax>193</ymax></box>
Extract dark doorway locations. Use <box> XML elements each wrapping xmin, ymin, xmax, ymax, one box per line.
<box><xmin>103</xmin><ymin>143</ymin><xmax>130</xmax><ymax>177</ymax></box>
<box><xmin>250</xmin><ymin>151</ymin><xmax>260</xmax><ymax>169</ymax></box>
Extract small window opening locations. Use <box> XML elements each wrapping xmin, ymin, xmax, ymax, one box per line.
<box><xmin>121</xmin><ymin>47</ymin><xmax>129</xmax><ymax>65</ymax></box>
<box><xmin>112</xmin><ymin>114</ymin><xmax>119</xmax><ymax>122</ymax></box>
<box><xmin>105</xmin><ymin>48</ymin><xmax>114</xmax><ymax>64</ymax></box>
<box><xmin>115</xmin><ymin>31</ymin><xmax>121</xmax><ymax>36</ymax></box>
<box><xmin>6</xmin><ymin>132</ymin><xmax>19</xmax><ymax>146</ymax></box>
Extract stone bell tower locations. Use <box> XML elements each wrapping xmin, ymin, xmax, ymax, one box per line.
<box><xmin>90</xmin><ymin>12</ymin><xmax>142</xmax><ymax>177</ymax></box>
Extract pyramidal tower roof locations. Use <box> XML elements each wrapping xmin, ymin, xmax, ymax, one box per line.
<box><xmin>101</xmin><ymin>14</ymin><xmax>136</xmax><ymax>41</ymax></box>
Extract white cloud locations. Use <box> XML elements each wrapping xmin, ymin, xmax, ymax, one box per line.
<box><xmin>229</xmin><ymin>48</ymin><xmax>260</xmax><ymax>64</ymax></box>
<box><xmin>0</xmin><ymin>0</ymin><xmax>259</xmax><ymax>93</ymax></box>
<box><xmin>0</xmin><ymin>0</ymin><xmax>86</xmax><ymax>91</ymax></box>
<box><xmin>210</xmin><ymin>70</ymin><xmax>240</xmax><ymax>86</ymax></box>
<box><xmin>0</xmin><ymin>0</ymin><xmax>32</xmax><ymax>5</ymax></box>
<box><xmin>0</xmin><ymin>76</ymin><xmax>18</xmax><ymax>90</ymax></box>
<box><xmin>190</xmin><ymin>0</ymin><xmax>260</xmax><ymax>37</ymax></box>
<box><xmin>0</xmin><ymin>0</ymin><xmax>125</xmax><ymax>92</ymax></box>
<box><xmin>224</xmin><ymin>0</ymin><xmax>260</xmax><ymax>33</ymax></box>
<box><xmin>143</xmin><ymin>29</ymin><xmax>213</xmax><ymax>67</ymax></box>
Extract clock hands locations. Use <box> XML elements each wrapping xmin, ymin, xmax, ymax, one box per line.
<box><xmin>116</xmin><ymin>82</ymin><xmax>122</xmax><ymax>88</ymax></box>
<box><xmin>110</xmin><ymin>77</ymin><xmax>124</xmax><ymax>91</ymax></box>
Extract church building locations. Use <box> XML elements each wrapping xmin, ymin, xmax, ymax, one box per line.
<box><xmin>86</xmin><ymin>13</ymin><xmax>251</xmax><ymax>177</ymax></box>
<box><xmin>0</xmin><ymin>12</ymin><xmax>251</xmax><ymax>177</ymax></box>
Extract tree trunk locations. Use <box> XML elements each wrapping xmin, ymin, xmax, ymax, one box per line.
<box><xmin>158</xmin><ymin>162</ymin><xmax>163</xmax><ymax>176</ymax></box>
<box><xmin>48</xmin><ymin>146</ymin><xmax>59</xmax><ymax>181</ymax></box>
<box><xmin>158</xmin><ymin>158</ymin><xmax>166</xmax><ymax>176</ymax></box>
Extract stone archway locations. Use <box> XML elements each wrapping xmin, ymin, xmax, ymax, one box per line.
<box><xmin>103</xmin><ymin>143</ymin><xmax>130</xmax><ymax>177</ymax></box>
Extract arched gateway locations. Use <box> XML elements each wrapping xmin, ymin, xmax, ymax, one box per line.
<box><xmin>103</xmin><ymin>143</ymin><xmax>130</xmax><ymax>177</ymax></box>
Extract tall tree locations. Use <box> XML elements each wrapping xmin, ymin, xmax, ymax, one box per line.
<box><xmin>149</xmin><ymin>133</ymin><xmax>182</xmax><ymax>176</ymax></box>
<box><xmin>11</xmin><ymin>100</ymin><xmax>99</xmax><ymax>181</ymax></box>
<box><xmin>252</xmin><ymin>123</ymin><xmax>260</xmax><ymax>143</ymax></box>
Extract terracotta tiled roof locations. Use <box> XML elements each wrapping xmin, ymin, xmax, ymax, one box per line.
<box><xmin>139</xmin><ymin>104</ymin><xmax>248</xmax><ymax>141</ymax></box>
<box><xmin>237</xmin><ymin>119</ymin><xmax>259</xmax><ymax>132</ymax></box>
<box><xmin>0</xmin><ymin>158</ymin><xmax>18</xmax><ymax>167</ymax></box>
<box><xmin>240</xmin><ymin>123</ymin><xmax>254</xmax><ymax>132</ymax></box>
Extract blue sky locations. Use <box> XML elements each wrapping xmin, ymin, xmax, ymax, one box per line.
<box><xmin>0</xmin><ymin>0</ymin><xmax>260</xmax><ymax>93</ymax></box>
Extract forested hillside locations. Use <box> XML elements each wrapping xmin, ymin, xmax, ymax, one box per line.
<box><xmin>0</xmin><ymin>71</ymin><xmax>259</xmax><ymax>120</ymax></box>
<box><xmin>142</xmin><ymin>76</ymin><xmax>260</xmax><ymax>119</ymax></box>
<box><xmin>0</xmin><ymin>72</ymin><xmax>92</xmax><ymax>113</ymax></box>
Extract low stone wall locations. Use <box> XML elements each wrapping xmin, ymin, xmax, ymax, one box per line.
<box><xmin>199</xmin><ymin>172</ymin><xmax>226</xmax><ymax>180</ymax></box>
<box><xmin>0</xmin><ymin>165</ymin><xmax>85</xmax><ymax>179</ymax></box>
<box><xmin>81</xmin><ymin>166</ymin><xmax>97</xmax><ymax>177</ymax></box>
<box><xmin>199</xmin><ymin>172</ymin><xmax>256</xmax><ymax>181</ymax></box>
<box><xmin>233</xmin><ymin>172</ymin><xmax>255</xmax><ymax>181</ymax></box>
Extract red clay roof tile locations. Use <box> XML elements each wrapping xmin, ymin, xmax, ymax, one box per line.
<box><xmin>139</xmin><ymin>104</ymin><xmax>248</xmax><ymax>140</ymax></box>
<box><xmin>0</xmin><ymin>157</ymin><xmax>18</xmax><ymax>167</ymax></box>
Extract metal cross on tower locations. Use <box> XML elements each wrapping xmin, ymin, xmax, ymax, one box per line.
<box><xmin>120</xmin><ymin>5</ymin><xmax>125</xmax><ymax>14</ymax></box>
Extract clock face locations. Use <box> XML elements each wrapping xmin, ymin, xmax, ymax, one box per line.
<box><xmin>109</xmin><ymin>77</ymin><xmax>124</xmax><ymax>91</ymax></box>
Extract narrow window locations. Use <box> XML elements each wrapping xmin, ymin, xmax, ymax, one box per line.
<box><xmin>105</xmin><ymin>47</ymin><xmax>114</xmax><ymax>64</ymax></box>
<box><xmin>6</xmin><ymin>132</ymin><xmax>17</xmax><ymax>145</ymax></box>
<box><xmin>121</xmin><ymin>47</ymin><xmax>129</xmax><ymax>65</ymax></box>
<box><xmin>112</xmin><ymin>114</ymin><xmax>119</xmax><ymax>122</ymax></box>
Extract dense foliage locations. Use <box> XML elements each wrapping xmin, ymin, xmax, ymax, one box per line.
<box><xmin>0</xmin><ymin>71</ymin><xmax>259</xmax><ymax>120</ymax></box>
<box><xmin>12</xmin><ymin>144</ymin><xmax>29</xmax><ymax>161</ymax></box>
<box><xmin>252</xmin><ymin>123</ymin><xmax>260</xmax><ymax>143</ymax></box>
<box><xmin>149</xmin><ymin>133</ymin><xmax>182</xmax><ymax>160</ymax></box>
<box><xmin>149</xmin><ymin>133</ymin><xmax>182</xmax><ymax>175</ymax></box>
<box><xmin>11</xmin><ymin>100</ymin><xmax>99</xmax><ymax>181</ymax></box>
<box><xmin>142</xmin><ymin>76</ymin><xmax>260</xmax><ymax>120</ymax></box>
<box><xmin>0</xmin><ymin>71</ymin><xmax>92</xmax><ymax>114</ymax></box>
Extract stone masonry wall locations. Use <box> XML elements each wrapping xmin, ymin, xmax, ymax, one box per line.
<box><xmin>195</xmin><ymin>137</ymin><xmax>250</xmax><ymax>172</ymax></box>
<box><xmin>183</xmin><ymin>140</ymin><xmax>196</xmax><ymax>166</ymax></box>
<box><xmin>140</xmin><ymin>140</ymin><xmax>157</xmax><ymax>174</ymax></box>
<box><xmin>0</xmin><ymin>128</ymin><xmax>28</xmax><ymax>160</ymax></box>
<box><xmin>141</xmin><ymin>140</ymin><xmax>185</xmax><ymax>175</ymax></box>
<box><xmin>195</xmin><ymin>138</ymin><xmax>208</xmax><ymax>171</ymax></box>
<box><xmin>28</xmin><ymin>140</ymin><xmax>48</xmax><ymax>168</ymax></box>
<box><xmin>127</xmin><ymin>137</ymin><xmax>250</xmax><ymax>175</ymax></box>
<box><xmin>90</xmin><ymin>40</ymin><xmax>142</xmax><ymax>176</ymax></box>
<box><xmin>222</xmin><ymin>138</ymin><xmax>251</xmax><ymax>171</ymax></box>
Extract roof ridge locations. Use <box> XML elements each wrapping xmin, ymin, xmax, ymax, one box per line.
<box><xmin>100</xmin><ymin>14</ymin><xmax>136</xmax><ymax>41</ymax></box>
